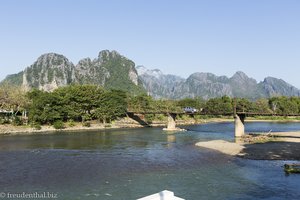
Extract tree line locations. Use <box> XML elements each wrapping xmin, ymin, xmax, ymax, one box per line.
<box><xmin>1</xmin><ymin>84</ymin><xmax>300</xmax><ymax>127</ymax></box>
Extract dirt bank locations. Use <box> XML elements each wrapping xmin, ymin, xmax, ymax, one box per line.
<box><xmin>196</xmin><ymin>131</ymin><xmax>300</xmax><ymax>160</ymax></box>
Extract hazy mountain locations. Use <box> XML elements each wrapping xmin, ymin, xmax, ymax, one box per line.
<box><xmin>170</xmin><ymin>72</ymin><xmax>232</xmax><ymax>99</ymax></box>
<box><xmin>260</xmin><ymin>77</ymin><xmax>300</xmax><ymax>97</ymax></box>
<box><xmin>2</xmin><ymin>50</ymin><xmax>300</xmax><ymax>99</ymax></box>
<box><xmin>138</xmin><ymin>67</ymin><xmax>300</xmax><ymax>99</ymax></box>
<box><xmin>136</xmin><ymin>66</ymin><xmax>184</xmax><ymax>98</ymax></box>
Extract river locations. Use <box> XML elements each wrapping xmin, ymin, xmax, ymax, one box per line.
<box><xmin>0</xmin><ymin>122</ymin><xmax>300</xmax><ymax>200</ymax></box>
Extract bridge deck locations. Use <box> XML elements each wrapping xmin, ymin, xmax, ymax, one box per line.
<box><xmin>127</xmin><ymin>111</ymin><xmax>300</xmax><ymax>117</ymax></box>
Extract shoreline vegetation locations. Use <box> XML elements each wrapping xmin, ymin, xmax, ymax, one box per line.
<box><xmin>1</xmin><ymin>116</ymin><xmax>300</xmax><ymax>136</ymax></box>
<box><xmin>2</xmin><ymin>116</ymin><xmax>300</xmax><ymax>136</ymax></box>
<box><xmin>3</xmin><ymin>85</ymin><xmax>300</xmax><ymax>131</ymax></box>
<box><xmin>0</xmin><ymin>117</ymin><xmax>233</xmax><ymax>136</ymax></box>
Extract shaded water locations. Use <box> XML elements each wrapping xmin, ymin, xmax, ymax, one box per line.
<box><xmin>0</xmin><ymin>122</ymin><xmax>300</xmax><ymax>200</ymax></box>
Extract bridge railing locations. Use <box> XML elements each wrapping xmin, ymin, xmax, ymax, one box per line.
<box><xmin>127</xmin><ymin>110</ymin><xmax>300</xmax><ymax>117</ymax></box>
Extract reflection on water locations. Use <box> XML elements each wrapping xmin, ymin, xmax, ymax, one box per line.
<box><xmin>0</xmin><ymin>122</ymin><xmax>300</xmax><ymax>200</ymax></box>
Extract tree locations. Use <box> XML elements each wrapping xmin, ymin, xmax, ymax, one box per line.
<box><xmin>0</xmin><ymin>84</ymin><xmax>28</xmax><ymax>114</ymax></box>
<box><xmin>235</xmin><ymin>98</ymin><xmax>254</xmax><ymax>112</ymax></box>
<box><xmin>54</xmin><ymin>84</ymin><xmax>106</xmax><ymax>122</ymax></box>
<box><xmin>94</xmin><ymin>90</ymin><xmax>127</xmax><ymax>123</ymax></box>
<box><xmin>177</xmin><ymin>97</ymin><xmax>205</xmax><ymax>111</ymax></box>
<box><xmin>204</xmin><ymin>96</ymin><xmax>233</xmax><ymax>114</ymax></box>
<box><xmin>269</xmin><ymin>96</ymin><xmax>300</xmax><ymax>115</ymax></box>
<box><xmin>253</xmin><ymin>98</ymin><xmax>272</xmax><ymax>113</ymax></box>
<box><xmin>127</xmin><ymin>94</ymin><xmax>154</xmax><ymax>112</ymax></box>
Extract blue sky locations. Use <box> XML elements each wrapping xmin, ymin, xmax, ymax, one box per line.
<box><xmin>1</xmin><ymin>0</ymin><xmax>300</xmax><ymax>87</ymax></box>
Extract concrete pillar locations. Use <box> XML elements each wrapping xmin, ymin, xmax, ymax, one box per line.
<box><xmin>234</xmin><ymin>114</ymin><xmax>245</xmax><ymax>137</ymax></box>
<box><xmin>167</xmin><ymin>113</ymin><xmax>176</xmax><ymax>130</ymax></box>
<box><xmin>163</xmin><ymin>113</ymin><xmax>182</xmax><ymax>131</ymax></box>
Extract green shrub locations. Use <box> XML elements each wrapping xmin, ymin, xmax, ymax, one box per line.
<box><xmin>104</xmin><ymin>124</ymin><xmax>111</xmax><ymax>128</ymax></box>
<box><xmin>83</xmin><ymin>121</ymin><xmax>91</xmax><ymax>127</ymax></box>
<box><xmin>0</xmin><ymin>117</ymin><xmax>10</xmax><ymax>125</ymax></box>
<box><xmin>53</xmin><ymin>120</ymin><xmax>65</xmax><ymax>129</ymax></box>
<box><xmin>67</xmin><ymin>119</ymin><xmax>75</xmax><ymax>127</ymax></box>
<box><xmin>12</xmin><ymin>117</ymin><xmax>22</xmax><ymax>126</ymax></box>
<box><xmin>31</xmin><ymin>123</ymin><xmax>42</xmax><ymax>130</ymax></box>
<box><xmin>145</xmin><ymin>114</ymin><xmax>155</xmax><ymax>122</ymax></box>
<box><xmin>155</xmin><ymin>114</ymin><xmax>166</xmax><ymax>121</ymax></box>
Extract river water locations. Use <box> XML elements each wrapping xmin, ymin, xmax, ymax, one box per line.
<box><xmin>0</xmin><ymin>122</ymin><xmax>300</xmax><ymax>200</ymax></box>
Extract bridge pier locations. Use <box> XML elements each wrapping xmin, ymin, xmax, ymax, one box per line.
<box><xmin>167</xmin><ymin>113</ymin><xmax>177</xmax><ymax>130</ymax></box>
<box><xmin>234</xmin><ymin>114</ymin><xmax>245</xmax><ymax>137</ymax></box>
<box><xmin>163</xmin><ymin>113</ymin><xmax>185</xmax><ymax>131</ymax></box>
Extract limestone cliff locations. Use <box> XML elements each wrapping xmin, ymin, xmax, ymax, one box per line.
<box><xmin>2</xmin><ymin>50</ymin><xmax>144</xmax><ymax>94</ymax></box>
<box><xmin>23</xmin><ymin>53</ymin><xmax>75</xmax><ymax>91</ymax></box>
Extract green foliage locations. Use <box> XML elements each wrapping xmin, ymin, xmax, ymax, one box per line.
<box><xmin>177</xmin><ymin>97</ymin><xmax>205</xmax><ymax>110</ymax></box>
<box><xmin>204</xmin><ymin>96</ymin><xmax>233</xmax><ymax>114</ymax></box>
<box><xmin>94</xmin><ymin>89</ymin><xmax>127</xmax><ymax>123</ymax></box>
<box><xmin>12</xmin><ymin>116</ymin><xmax>22</xmax><ymax>126</ymax></box>
<box><xmin>0</xmin><ymin>83</ymin><xmax>28</xmax><ymax>113</ymax></box>
<box><xmin>0</xmin><ymin>71</ymin><xmax>23</xmax><ymax>86</ymax></box>
<box><xmin>82</xmin><ymin>121</ymin><xmax>91</xmax><ymax>127</ymax></box>
<box><xmin>144</xmin><ymin>114</ymin><xmax>166</xmax><ymax>122</ymax></box>
<box><xmin>178</xmin><ymin>114</ymin><xmax>191</xmax><ymax>121</ymax></box>
<box><xmin>155</xmin><ymin>114</ymin><xmax>166</xmax><ymax>121</ymax></box>
<box><xmin>27</xmin><ymin>85</ymin><xmax>107</xmax><ymax>124</ymax></box>
<box><xmin>269</xmin><ymin>96</ymin><xmax>300</xmax><ymax>115</ymax></box>
<box><xmin>101</xmin><ymin>52</ymin><xmax>146</xmax><ymax>95</ymax></box>
<box><xmin>145</xmin><ymin>114</ymin><xmax>155</xmax><ymax>122</ymax></box>
<box><xmin>67</xmin><ymin>119</ymin><xmax>76</xmax><ymax>127</ymax></box>
<box><xmin>235</xmin><ymin>98</ymin><xmax>253</xmax><ymax>112</ymax></box>
<box><xmin>194</xmin><ymin>115</ymin><xmax>213</xmax><ymax>120</ymax></box>
<box><xmin>0</xmin><ymin>117</ymin><xmax>10</xmax><ymax>125</ymax></box>
<box><xmin>53</xmin><ymin>120</ymin><xmax>65</xmax><ymax>129</ymax></box>
<box><xmin>27</xmin><ymin>89</ymin><xmax>62</xmax><ymax>124</ymax></box>
<box><xmin>31</xmin><ymin>123</ymin><xmax>42</xmax><ymax>130</ymax></box>
<box><xmin>127</xmin><ymin>94</ymin><xmax>154</xmax><ymax>112</ymax></box>
<box><xmin>21</xmin><ymin>82</ymin><xmax>300</xmax><ymax>127</ymax></box>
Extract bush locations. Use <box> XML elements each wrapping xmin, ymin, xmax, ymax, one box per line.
<box><xmin>67</xmin><ymin>119</ymin><xmax>76</xmax><ymax>127</ymax></box>
<box><xmin>0</xmin><ymin>117</ymin><xmax>10</xmax><ymax>125</ymax></box>
<box><xmin>145</xmin><ymin>114</ymin><xmax>155</xmax><ymax>122</ymax></box>
<box><xmin>104</xmin><ymin>124</ymin><xmax>111</xmax><ymax>128</ymax></box>
<box><xmin>12</xmin><ymin>117</ymin><xmax>22</xmax><ymax>126</ymax></box>
<box><xmin>155</xmin><ymin>114</ymin><xmax>166</xmax><ymax>121</ymax></box>
<box><xmin>31</xmin><ymin>123</ymin><xmax>42</xmax><ymax>130</ymax></box>
<box><xmin>53</xmin><ymin>120</ymin><xmax>65</xmax><ymax>129</ymax></box>
<box><xmin>82</xmin><ymin>121</ymin><xmax>91</xmax><ymax>127</ymax></box>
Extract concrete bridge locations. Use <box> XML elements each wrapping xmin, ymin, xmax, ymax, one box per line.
<box><xmin>127</xmin><ymin>110</ymin><xmax>300</xmax><ymax>137</ymax></box>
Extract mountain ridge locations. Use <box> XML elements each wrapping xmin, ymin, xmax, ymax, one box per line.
<box><xmin>138</xmin><ymin>66</ymin><xmax>300</xmax><ymax>99</ymax></box>
<box><xmin>1</xmin><ymin>50</ymin><xmax>144</xmax><ymax>94</ymax></box>
<box><xmin>2</xmin><ymin>50</ymin><xmax>300</xmax><ymax>99</ymax></box>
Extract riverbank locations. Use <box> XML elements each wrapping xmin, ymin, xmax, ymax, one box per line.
<box><xmin>0</xmin><ymin>117</ymin><xmax>234</xmax><ymax>136</ymax></box>
<box><xmin>196</xmin><ymin>131</ymin><xmax>300</xmax><ymax>160</ymax></box>
<box><xmin>2</xmin><ymin>117</ymin><xmax>300</xmax><ymax>137</ymax></box>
